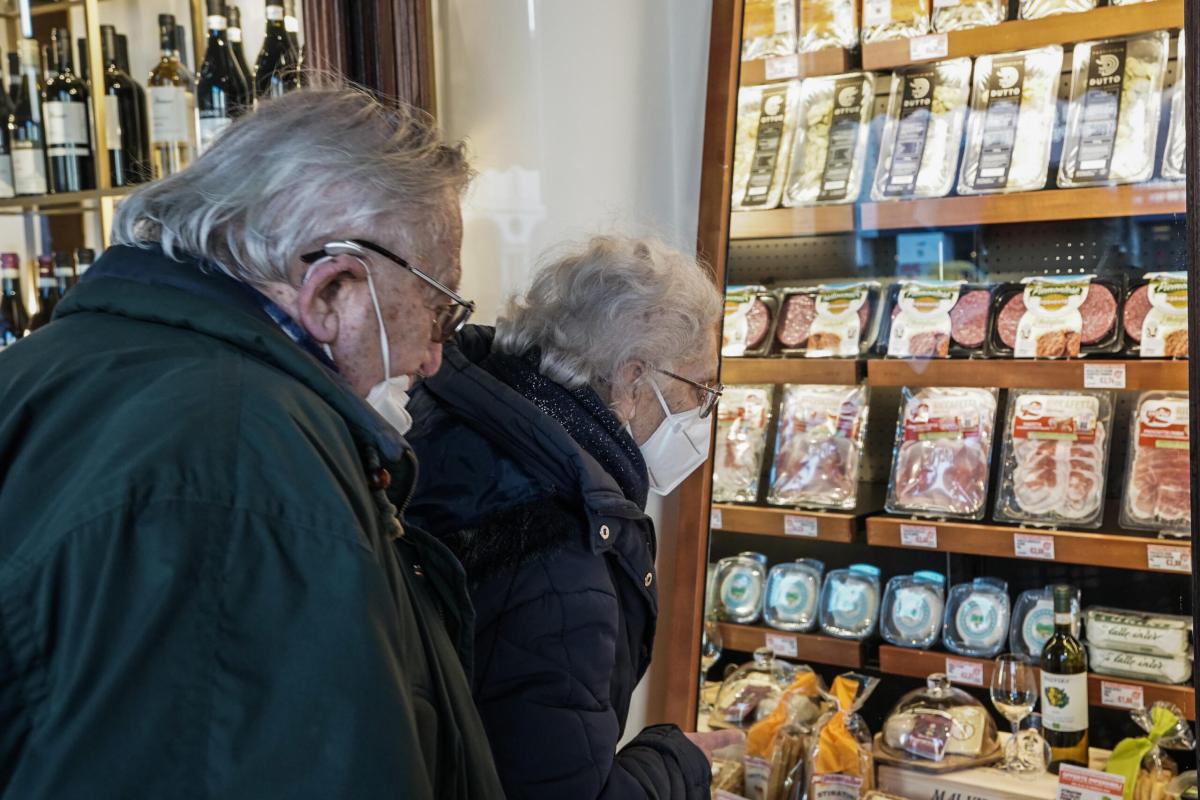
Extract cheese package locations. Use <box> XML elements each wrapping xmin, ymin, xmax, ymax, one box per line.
<box><xmin>820</xmin><ymin>565</ymin><xmax>882</xmax><ymax>640</ymax></box>
<box><xmin>799</xmin><ymin>0</ymin><xmax>858</xmax><ymax>52</ymax></box>
<box><xmin>743</xmin><ymin>0</ymin><xmax>798</xmax><ymax>60</ymax></box>
<box><xmin>880</xmin><ymin>572</ymin><xmax>946</xmax><ymax>650</ymax></box>
<box><xmin>783</xmin><ymin>71</ymin><xmax>877</xmax><ymax>207</ymax></box>
<box><xmin>958</xmin><ymin>46</ymin><xmax>1063</xmax><ymax>195</ymax></box>
<box><xmin>1121</xmin><ymin>392</ymin><xmax>1190</xmax><ymax>534</ymax></box>
<box><xmin>1085</xmin><ymin>607</ymin><xmax>1193</xmax><ymax>658</ymax></box>
<box><xmin>862</xmin><ymin>0</ymin><xmax>930</xmax><ymax>44</ymax></box>
<box><xmin>872</xmin><ymin>59</ymin><xmax>972</xmax><ymax>201</ymax></box>
<box><xmin>1088</xmin><ymin>645</ymin><xmax>1193</xmax><ymax>686</ymax></box>
<box><xmin>1009</xmin><ymin>586</ymin><xmax>1081</xmax><ymax>659</ymax></box>
<box><xmin>1162</xmin><ymin>32</ymin><xmax>1185</xmax><ymax>182</ymax></box>
<box><xmin>1019</xmin><ymin>0</ymin><xmax>1096</xmax><ymax>19</ymax></box>
<box><xmin>715</xmin><ymin>552</ymin><xmax>770</xmax><ymax>624</ymax></box>
<box><xmin>764</xmin><ymin>559</ymin><xmax>825</xmax><ymax>632</ymax></box>
<box><xmin>1123</xmin><ymin>273</ymin><xmax>1188</xmax><ymax>359</ymax></box>
<box><xmin>733</xmin><ymin>82</ymin><xmax>803</xmax><ymax>211</ymax></box>
<box><xmin>933</xmin><ymin>0</ymin><xmax>1006</xmax><ymax>33</ymax></box>
<box><xmin>712</xmin><ymin>385</ymin><xmax>776</xmax><ymax>504</ymax></box>
<box><xmin>1059</xmin><ymin>32</ymin><xmax>1170</xmax><ymax>188</ymax></box>
<box><xmin>768</xmin><ymin>384</ymin><xmax>869</xmax><ymax>511</ymax></box>
<box><xmin>943</xmin><ymin>578</ymin><xmax>1010</xmax><ymax>658</ymax></box>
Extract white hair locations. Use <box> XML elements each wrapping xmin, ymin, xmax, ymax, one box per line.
<box><xmin>112</xmin><ymin>86</ymin><xmax>471</xmax><ymax>285</ymax></box>
<box><xmin>495</xmin><ymin>236</ymin><xmax>723</xmax><ymax>389</ymax></box>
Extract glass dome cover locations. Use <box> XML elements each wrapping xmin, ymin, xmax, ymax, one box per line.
<box><xmin>714</xmin><ymin>646</ymin><xmax>803</xmax><ymax>728</ymax></box>
<box><xmin>880</xmin><ymin>674</ymin><xmax>1000</xmax><ymax>763</ymax></box>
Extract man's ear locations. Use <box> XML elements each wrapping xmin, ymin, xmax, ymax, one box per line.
<box><xmin>295</xmin><ymin>255</ymin><xmax>367</xmax><ymax>345</ymax></box>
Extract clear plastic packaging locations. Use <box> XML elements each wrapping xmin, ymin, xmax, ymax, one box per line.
<box><xmin>1059</xmin><ymin>32</ymin><xmax>1170</xmax><ymax>188</ymax></box>
<box><xmin>933</xmin><ymin>0</ymin><xmax>1006</xmax><ymax>33</ymax></box>
<box><xmin>1121</xmin><ymin>392</ymin><xmax>1190</xmax><ymax>534</ymax></box>
<box><xmin>862</xmin><ymin>0</ymin><xmax>930</xmax><ymax>44</ymax></box>
<box><xmin>744</xmin><ymin>669</ymin><xmax>830</xmax><ymax>800</ymax></box>
<box><xmin>765</xmin><ymin>559</ymin><xmax>826</xmax><ymax>632</ymax></box>
<box><xmin>881</xmin><ymin>281</ymin><xmax>995</xmax><ymax>358</ymax></box>
<box><xmin>1019</xmin><ymin>0</ymin><xmax>1096</xmax><ymax>19</ymax></box>
<box><xmin>886</xmin><ymin>387</ymin><xmax>998</xmax><ymax>520</ymax></box>
<box><xmin>1107</xmin><ymin>703</ymin><xmax>1196</xmax><ymax>800</ymax></box>
<box><xmin>805</xmin><ymin>674</ymin><xmax>880</xmax><ymax>800</ymax></box>
<box><xmin>1123</xmin><ymin>274</ymin><xmax>1189</xmax><ymax>359</ymax></box>
<box><xmin>943</xmin><ymin>578</ymin><xmax>1010</xmax><ymax>658</ymax></box>
<box><xmin>743</xmin><ymin>0</ymin><xmax>798</xmax><ymax>60</ymax></box>
<box><xmin>1163</xmin><ymin>32</ymin><xmax>1185</xmax><ymax>181</ymax></box>
<box><xmin>1084</xmin><ymin>607</ymin><xmax>1193</xmax><ymax>658</ymax></box>
<box><xmin>988</xmin><ymin>276</ymin><xmax>1125</xmax><ymax>358</ymax></box>
<box><xmin>768</xmin><ymin>383</ymin><xmax>870</xmax><ymax>510</ymax></box>
<box><xmin>713</xmin><ymin>385</ymin><xmax>776</xmax><ymax>504</ymax></box>
<box><xmin>880</xmin><ymin>674</ymin><xmax>1000</xmax><ymax>762</ymax></box>
<box><xmin>715</xmin><ymin>552</ymin><xmax>770</xmax><ymax>624</ymax></box>
<box><xmin>819</xmin><ymin>564</ymin><xmax>882</xmax><ymax>640</ymax></box>
<box><xmin>716</xmin><ymin>647</ymin><xmax>797</xmax><ymax>726</ymax></box>
<box><xmin>880</xmin><ymin>572</ymin><xmax>946</xmax><ymax>650</ymax></box>
<box><xmin>994</xmin><ymin>389</ymin><xmax>1114</xmax><ymax>528</ymax></box>
<box><xmin>872</xmin><ymin>59</ymin><xmax>972</xmax><ymax>201</ymax></box>
<box><xmin>1009</xmin><ymin>586</ymin><xmax>1081</xmax><ymax>659</ymax></box>
<box><xmin>783</xmin><ymin>72</ymin><xmax>876</xmax><ymax>207</ymax></box>
<box><xmin>733</xmin><ymin>82</ymin><xmax>803</xmax><ymax>211</ymax></box>
<box><xmin>1088</xmin><ymin>645</ymin><xmax>1193</xmax><ymax>685</ymax></box>
<box><xmin>958</xmin><ymin>46</ymin><xmax>1063</xmax><ymax>195</ymax></box>
<box><xmin>724</xmin><ymin>285</ymin><xmax>773</xmax><ymax>357</ymax></box>
<box><xmin>773</xmin><ymin>282</ymin><xmax>884</xmax><ymax>357</ymax></box>
<box><xmin>799</xmin><ymin>0</ymin><xmax>858</xmax><ymax>53</ymax></box>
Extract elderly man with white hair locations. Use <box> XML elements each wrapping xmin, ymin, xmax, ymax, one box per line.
<box><xmin>0</xmin><ymin>88</ymin><xmax>503</xmax><ymax>798</ymax></box>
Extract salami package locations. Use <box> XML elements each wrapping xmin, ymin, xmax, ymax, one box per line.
<box><xmin>1019</xmin><ymin>0</ymin><xmax>1096</xmax><ymax>19</ymax></box>
<box><xmin>724</xmin><ymin>285</ymin><xmax>777</xmax><ymax>357</ymax></box>
<box><xmin>799</xmin><ymin>0</ymin><xmax>858</xmax><ymax>52</ymax></box>
<box><xmin>994</xmin><ymin>389</ymin><xmax>1115</xmax><ymax>529</ymax></box>
<box><xmin>988</xmin><ymin>276</ymin><xmax>1124</xmax><ymax>358</ymax></box>
<box><xmin>783</xmin><ymin>71</ymin><xmax>877</xmax><ymax>207</ymax></box>
<box><xmin>933</xmin><ymin>0</ymin><xmax>1006</xmax><ymax>33</ymax></box>
<box><xmin>886</xmin><ymin>387</ymin><xmax>999</xmax><ymax>520</ymax></box>
<box><xmin>872</xmin><ymin>59</ymin><xmax>972</xmax><ymax>202</ymax></box>
<box><xmin>773</xmin><ymin>282</ymin><xmax>883</xmax><ymax>357</ymax></box>
<box><xmin>713</xmin><ymin>385</ymin><xmax>776</xmax><ymax>504</ymax></box>
<box><xmin>880</xmin><ymin>281</ymin><xmax>993</xmax><ymax>358</ymax></box>
<box><xmin>958</xmin><ymin>46</ymin><xmax>1063</xmax><ymax>196</ymax></box>
<box><xmin>743</xmin><ymin>0</ymin><xmax>798</xmax><ymax>60</ymax></box>
<box><xmin>733</xmin><ymin>82</ymin><xmax>803</xmax><ymax>211</ymax></box>
<box><xmin>1058</xmin><ymin>32</ymin><xmax>1170</xmax><ymax>188</ymax></box>
<box><xmin>1162</xmin><ymin>32</ymin><xmax>1185</xmax><ymax>182</ymax></box>
<box><xmin>862</xmin><ymin>0</ymin><xmax>930</xmax><ymax>44</ymax></box>
<box><xmin>1124</xmin><ymin>273</ymin><xmax>1188</xmax><ymax>359</ymax></box>
<box><xmin>767</xmin><ymin>384</ymin><xmax>869</xmax><ymax>510</ymax></box>
<box><xmin>1121</xmin><ymin>392</ymin><xmax>1190</xmax><ymax>534</ymax></box>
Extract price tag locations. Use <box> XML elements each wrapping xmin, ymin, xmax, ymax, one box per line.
<box><xmin>1100</xmin><ymin>681</ymin><xmax>1145</xmax><ymax>711</ymax></box>
<box><xmin>900</xmin><ymin>523</ymin><xmax>938</xmax><ymax>549</ymax></box>
<box><xmin>1083</xmin><ymin>363</ymin><xmax>1126</xmax><ymax>389</ymax></box>
<box><xmin>764</xmin><ymin>54</ymin><xmax>800</xmax><ymax>81</ymax></box>
<box><xmin>784</xmin><ymin>514</ymin><xmax>819</xmax><ymax>538</ymax></box>
<box><xmin>1056</xmin><ymin>765</ymin><xmax>1126</xmax><ymax>800</ymax></box>
<box><xmin>909</xmin><ymin>34</ymin><xmax>949</xmax><ymax>62</ymax></box>
<box><xmin>764</xmin><ymin>633</ymin><xmax>798</xmax><ymax>658</ymax></box>
<box><xmin>1147</xmin><ymin>544</ymin><xmax>1191</xmax><ymax>573</ymax></box>
<box><xmin>1014</xmin><ymin>532</ymin><xmax>1056</xmax><ymax>560</ymax></box>
<box><xmin>945</xmin><ymin>658</ymin><xmax>984</xmax><ymax>687</ymax></box>
<box><xmin>710</xmin><ymin>508</ymin><xmax>723</xmax><ymax>530</ymax></box>
<box><xmin>933</xmin><ymin>0</ymin><xmax>961</xmax><ymax>6</ymax></box>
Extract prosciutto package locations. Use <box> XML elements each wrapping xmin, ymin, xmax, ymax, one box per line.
<box><xmin>1121</xmin><ymin>392</ymin><xmax>1190</xmax><ymax>534</ymax></box>
<box><xmin>994</xmin><ymin>389</ymin><xmax>1114</xmax><ymax>529</ymax></box>
<box><xmin>712</xmin><ymin>385</ymin><xmax>776</xmax><ymax>504</ymax></box>
<box><xmin>768</xmin><ymin>384</ymin><xmax>869</xmax><ymax>511</ymax></box>
<box><xmin>886</xmin><ymin>387</ymin><xmax>999</xmax><ymax>520</ymax></box>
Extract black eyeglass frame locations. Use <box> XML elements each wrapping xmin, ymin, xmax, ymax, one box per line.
<box><xmin>655</xmin><ymin>368</ymin><xmax>724</xmax><ymax>419</ymax></box>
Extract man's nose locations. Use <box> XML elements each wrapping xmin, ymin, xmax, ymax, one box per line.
<box><xmin>419</xmin><ymin>342</ymin><xmax>444</xmax><ymax>377</ymax></box>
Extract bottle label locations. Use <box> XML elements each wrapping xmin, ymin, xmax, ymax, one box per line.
<box><xmin>208</xmin><ymin>15</ymin><xmax>228</xmax><ymax>31</ymax></box>
<box><xmin>104</xmin><ymin>95</ymin><xmax>122</xmax><ymax>149</ymax></box>
<box><xmin>150</xmin><ymin>87</ymin><xmax>194</xmax><ymax>144</ymax></box>
<box><xmin>198</xmin><ymin>114</ymin><xmax>232</xmax><ymax>153</ymax></box>
<box><xmin>266</xmin><ymin>6</ymin><xmax>285</xmax><ymax>21</ymax></box>
<box><xmin>0</xmin><ymin>155</ymin><xmax>15</xmax><ymax>198</ymax></box>
<box><xmin>12</xmin><ymin>144</ymin><xmax>47</xmax><ymax>195</ymax></box>
<box><xmin>1041</xmin><ymin>671</ymin><xmax>1088</xmax><ymax>732</ymax></box>
<box><xmin>285</xmin><ymin>17</ymin><xmax>300</xmax><ymax>33</ymax></box>
<box><xmin>44</xmin><ymin>101</ymin><xmax>90</xmax><ymax>152</ymax></box>
<box><xmin>228</xmin><ymin>27</ymin><xmax>243</xmax><ymax>43</ymax></box>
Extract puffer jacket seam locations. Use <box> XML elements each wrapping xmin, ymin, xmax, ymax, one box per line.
<box><xmin>0</xmin><ymin>580</ymin><xmax>45</xmax><ymax>784</ymax></box>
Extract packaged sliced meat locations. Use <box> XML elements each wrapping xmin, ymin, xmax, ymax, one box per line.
<box><xmin>886</xmin><ymin>387</ymin><xmax>998</xmax><ymax>520</ymax></box>
<box><xmin>1125</xmin><ymin>273</ymin><xmax>1187</xmax><ymax>358</ymax></box>
<box><xmin>1019</xmin><ymin>0</ymin><xmax>1096</xmax><ymax>19</ymax></box>
<box><xmin>712</xmin><ymin>385</ymin><xmax>776</xmax><ymax>504</ymax></box>
<box><xmin>799</xmin><ymin>0</ymin><xmax>858</xmax><ymax>53</ymax></box>
<box><xmin>988</xmin><ymin>276</ymin><xmax>1123</xmax><ymax>358</ymax></box>
<box><xmin>958</xmin><ymin>46</ymin><xmax>1063</xmax><ymax>196</ymax></box>
<box><xmin>733</xmin><ymin>82</ymin><xmax>803</xmax><ymax>211</ymax></box>
<box><xmin>724</xmin><ymin>285</ymin><xmax>776</xmax><ymax>357</ymax></box>
<box><xmin>881</xmin><ymin>281</ymin><xmax>993</xmax><ymax>358</ymax></box>
<box><xmin>862</xmin><ymin>0</ymin><xmax>930</xmax><ymax>44</ymax></box>
<box><xmin>1121</xmin><ymin>392</ymin><xmax>1190</xmax><ymax>533</ymax></box>
<box><xmin>872</xmin><ymin>59</ymin><xmax>972</xmax><ymax>201</ymax></box>
<box><xmin>1162</xmin><ymin>32</ymin><xmax>1185</xmax><ymax>182</ymax></box>
<box><xmin>774</xmin><ymin>282</ymin><xmax>882</xmax><ymax>357</ymax></box>
<box><xmin>994</xmin><ymin>389</ymin><xmax>1114</xmax><ymax>529</ymax></box>
<box><xmin>933</xmin><ymin>0</ymin><xmax>1006</xmax><ymax>33</ymax></box>
<box><xmin>783</xmin><ymin>71</ymin><xmax>876</xmax><ymax>207</ymax></box>
<box><xmin>1059</xmin><ymin>32</ymin><xmax>1170</xmax><ymax>188</ymax></box>
<box><xmin>767</xmin><ymin>384</ymin><xmax>869</xmax><ymax>510</ymax></box>
<box><xmin>743</xmin><ymin>0</ymin><xmax>798</xmax><ymax>60</ymax></box>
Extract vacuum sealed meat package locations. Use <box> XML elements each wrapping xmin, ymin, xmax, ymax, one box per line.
<box><xmin>724</xmin><ymin>285</ymin><xmax>776</xmax><ymax>357</ymax></box>
<box><xmin>1162</xmin><ymin>32</ymin><xmax>1185</xmax><ymax>182</ymax></box>
<box><xmin>768</xmin><ymin>384</ymin><xmax>869</xmax><ymax>510</ymax></box>
<box><xmin>799</xmin><ymin>0</ymin><xmax>858</xmax><ymax>52</ymax></box>
<box><xmin>733</xmin><ymin>81</ymin><xmax>803</xmax><ymax>211</ymax></box>
<box><xmin>743</xmin><ymin>0</ymin><xmax>798</xmax><ymax>60</ymax></box>
<box><xmin>958</xmin><ymin>46</ymin><xmax>1063</xmax><ymax>195</ymax></box>
<box><xmin>1121</xmin><ymin>392</ymin><xmax>1190</xmax><ymax>534</ymax></box>
<box><xmin>1059</xmin><ymin>32</ymin><xmax>1169</xmax><ymax>188</ymax></box>
<box><xmin>994</xmin><ymin>389</ymin><xmax>1114</xmax><ymax>528</ymax></box>
<box><xmin>1124</xmin><ymin>273</ymin><xmax>1188</xmax><ymax>358</ymax></box>
<box><xmin>933</xmin><ymin>0</ymin><xmax>1006</xmax><ymax>33</ymax></box>
<box><xmin>882</xmin><ymin>281</ymin><xmax>993</xmax><ymax>357</ymax></box>
<box><xmin>872</xmin><ymin>58</ymin><xmax>972</xmax><ymax>201</ymax></box>
<box><xmin>1019</xmin><ymin>0</ymin><xmax>1096</xmax><ymax>20</ymax></box>
<box><xmin>712</xmin><ymin>385</ymin><xmax>776</xmax><ymax>503</ymax></box>
<box><xmin>783</xmin><ymin>71</ymin><xmax>877</xmax><ymax>207</ymax></box>
<box><xmin>862</xmin><ymin>0</ymin><xmax>930</xmax><ymax>44</ymax></box>
<box><xmin>774</xmin><ymin>283</ymin><xmax>883</xmax><ymax>357</ymax></box>
<box><xmin>989</xmin><ymin>275</ymin><xmax>1123</xmax><ymax>358</ymax></box>
<box><xmin>887</xmin><ymin>387</ymin><xmax>998</xmax><ymax>520</ymax></box>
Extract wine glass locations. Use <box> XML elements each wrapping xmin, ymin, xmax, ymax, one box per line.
<box><xmin>699</xmin><ymin>617</ymin><xmax>724</xmax><ymax>717</ymax></box>
<box><xmin>990</xmin><ymin>654</ymin><xmax>1039</xmax><ymax>773</ymax></box>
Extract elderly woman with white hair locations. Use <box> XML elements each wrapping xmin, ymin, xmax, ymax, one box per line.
<box><xmin>405</xmin><ymin>236</ymin><xmax>740</xmax><ymax>799</ymax></box>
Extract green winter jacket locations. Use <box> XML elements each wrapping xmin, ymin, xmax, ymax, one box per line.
<box><xmin>0</xmin><ymin>245</ymin><xmax>504</xmax><ymax>799</ymax></box>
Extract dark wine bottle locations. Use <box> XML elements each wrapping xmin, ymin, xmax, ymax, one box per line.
<box><xmin>98</xmin><ymin>26</ymin><xmax>147</xmax><ymax>186</ymax></box>
<box><xmin>284</xmin><ymin>0</ymin><xmax>301</xmax><ymax>55</ymax></box>
<box><xmin>53</xmin><ymin>250</ymin><xmax>75</xmax><ymax>293</ymax></box>
<box><xmin>74</xmin><ymin>247</ymin><xmax>95</xmax><ymax>278</ymax></box>
<box><xmin>0</xmin><ymin>252</ymin><xmax>27</xmax><ymax>346</ymax></box>
<box><xmin>227</xmin><ymin>6</ymin><xmax>253</xmax><ymax>90</ymax></box>
<box><xmin>1040</xmin><ymin>584</ymin><xmax>1088</xmax><ymax>773</ymax></box>
<box><xmin>198</xmin><ymin>0</ymin><xmax>250</xmax><ymax>153</ymax></box>
<box><xmin>42</xmin><ymin>27</ymin><xmax>93</xmax><ymax>193</ymax></box>
<box><xmin>114</xmin><ymin>32</ymin><xmax>151</xmax><ymax>182</ymax></box>
<box><xmin>11</xmin><ymin>38</ymin><xmax>47</xmax><ymax>197</ymax></box>
<box><xmin>6</xmin><ymin>53</ymin><xmax>19</xmax><ymax>107</ymax></box>
<box><xmin>148</xmin><ymin>14</ymin><xmax>197</xmax><ymax>179</ymax></box>
<box><xmin>255</xmin><ymin>1</ymin><xmax>299</xmax><ymax>99</ymax></box>
<box><xmin>0</xmin><ymin>51</ymin><xmax>16</xmax><ymax>198</ymax></box>
<box><xmin>27</xmin><ymin>254</ymin><xmax>57</xmax><ymax>331</ymax></box>
<box><xmin>174</xmin><ymin>26</ymin><xmax>189</xmax><ymax>72</ymax></box>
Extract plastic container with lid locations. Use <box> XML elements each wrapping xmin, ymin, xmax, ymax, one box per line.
<box><xmin>764</xmin><ymin>559</ymin><xmax>825</xmax><ymax>632</ymax></box>
<box><xmin>1162</xmin><ymin>32</ymin><xmax>1185</xmax><ymax>182</ymax></box>
<box><xmin>1084</xmin><ymin>607</ymin><xmax>1193</xmax><ymax>658</ymax></box>
<box><xmin>1009</xmin><ymin>585</ymin><xmax>1081</xmax><ymax>659</ymax></box>
<box><xmin>782</xmin><ymin>71</ymin><xmax>877</xmax><ymax>207</ymax></box>
<box><xmin>880</xmin><ymin>673</ymin><xmax>1001</xmax><ymax>762</ymax></box>
<box><xmin>732</xmin><ymin>81</ymin><xmax>804</xmax><ymax>211</ymax></box>
<box><xmin>713</xmin><ymin>646</ymin><xmax>801</xmax><ymax>727</ymax></box>
<box><xmin>943</xmin><ymin>578</ymin><xmax>1010</xmax><ymax>658</ymax></box>
<box><xmin>714</xmin><ymin>552</ymin><xmax>769</xmax><ymax>624</ymax></box>
<box><xmin>880</xmin><ymin>572</ymin><xmax>946</xmax><ymax>650</ymax></box>
<box><xmin>933</xmin><ymin>0</ymin><xmax>1005</xmax><ymax>33</ymax></box>
<box><xmin>819</xmin><ymin>564</ymin><xmax>882</xmax><ymax>640</ymax></box>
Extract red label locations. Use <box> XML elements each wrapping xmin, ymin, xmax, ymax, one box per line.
<box><xmin>1012</xmin><ymin>414</ymin><xmax>1098</xmax><ymax>443</ymax></box>
<box><xmin>1137</xmin><ymin>400</ymin><xmax>1189</xmax><ymax>450</ymax></box>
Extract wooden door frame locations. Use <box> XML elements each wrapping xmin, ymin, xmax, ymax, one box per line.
<box><xmin>1185</xmin><ymin>0</ymin><xmax>1199</xmax><ymax>761</ymax></box>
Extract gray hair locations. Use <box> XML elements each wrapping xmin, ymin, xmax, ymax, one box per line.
<box><xmin>113</xmin><ymin>86</ymin><xmax>471</xmax><ymax>285</ymax></box>
<box><xmin>495</xmin><ymin>236</ymin><xmax>723</xmax><ymax>389</ymax></box>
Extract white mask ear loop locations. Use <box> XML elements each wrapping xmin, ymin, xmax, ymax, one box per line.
<box><xmin>649</xmin><ymin>376</ymin><xmax>673</xmax><ymax>417</ymax></box>
<box><xmin>303</xmin><ymin>253</ymin><xmax>391</xmax><ymax>378</ymax></box>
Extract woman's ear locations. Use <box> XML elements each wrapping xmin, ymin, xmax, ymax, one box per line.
<box><xmin>608</xmin><ymin>361</ymin><xmax>645</xmax><ymax>424</ymax></box>
<box><xmin>295</xmin><ymin>255</ymin><xmax>366</xmax><ymax>344</ymax></box>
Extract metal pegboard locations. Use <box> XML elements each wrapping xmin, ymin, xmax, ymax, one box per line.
<box><xmin>727</xmin><ymin>235</ymin><xmax>870</xmax><ymax>286</ymax></box>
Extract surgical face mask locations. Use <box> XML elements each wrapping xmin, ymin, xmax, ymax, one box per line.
<box><xmin>637</xmin><ymin>379</ymin><xmax>712</xmax><ymax>496</ymax></box>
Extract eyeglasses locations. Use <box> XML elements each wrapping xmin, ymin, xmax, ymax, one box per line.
<box><xmin>656</xmin><ymin>368</ymin><xmax>724</xmax><ymax>419</ymax></box>
<box><xmin>300</xmin><ymin>238</ymin><xmax>475</xmax><ymax>343</ymax></box>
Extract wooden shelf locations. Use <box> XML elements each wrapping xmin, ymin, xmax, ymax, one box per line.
<box><xmin>721</xmin><ymin>357</ymin><xmax>862</xmax><ymax>385</ymax></box>
<box><xmin>740</xmin><ymin>49</ymin><xmax>853</xmax><ymax>86</ymax></box>
<box><xmin>730</xmin><ymin>205</ymin><xmax>855</xmax><ymax>239</ymax></box>
<box><xmin>879</xmin><ymin>645</ymin><xmax>1195</xmax><ymax>719</ymax></box>
<box><xmin>0</xmin><ymin>186</ymin><xmax>137</xmax><ymax>214</ymax></box>
<box><xmin>712</xmin><ymin>503</ymin><xmax>859</xmax><ymax>543</ymax></box>
<box><xmin>867</xmin><ymin>359</ymin><xmax>1187</xmax><ymax>391</ymax></box>
<box><xmin>865</xmin><ymin>516</ymin><xmax>1192</xmax><ymax>574</ymax></box>
<box><xmin>718</xmin><ymin>623</ymin><xmax>865</xmax><ymax>668</ymax></box>
<box><xmin>862</xmin><ymin>0</ymin><xmax>1183</xmax><ymax>71</ymax></box>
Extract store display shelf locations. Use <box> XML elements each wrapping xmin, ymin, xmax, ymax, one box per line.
<box><xmin>879</xmin><ymin>645</ymin><xmax>1196</xmax><ymax>719</ymax></box>
<box><xmin>0</xmin><ymin>186</ymin><xmax>137</xmax><ymax>214</ymax></box>
<box><xmin>3</xmin><ymin>0</ymin><xmax>106</xmax><ymax>17</ymax></box>
<box><xmin>711</xmin><ymin>503</ymin><xmax>860</xmax><ymax>543</ymax></box>
<box><xmin>862</xmin><ymin>0</ymin><xmax>1183</xmax><ymax>71</ymax></box>
<box><xmin>865</xmin><ymin>515</ymin><xmax>1192</xmax><ymax>574</ymax></box>
<box><xmin>740</xmin><ymin>49</ymin><xmax>853</xmax><ymax>86</ymax></box>
<box><xmin>721</xmin><ymin>357</ymin><xmax>862</xmax><ymax>385</ymax></box>
<box><xmin>718</xmin><ymin>623</ymin><xmax>865</xmax><ymax>668</ymax></box>
<box><xmin>730</xmin><ymin>205</ymin><xmax>855</xmax><ymax>239</ymax></box>
<box><xmin>866</xmin><ymin>358</ymin><xmax>1187</xmax><ymax>391</ymax></box>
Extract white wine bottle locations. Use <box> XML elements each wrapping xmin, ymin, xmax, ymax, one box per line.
<box><xmin>147</xmin><ymin>15</ymin><xmax>197</xmax><ymax>179</ymax></box>
<box><xmin>1040</xmin><ymin>584</ymin><xmax>1088</xmax><ymax>772</ymax></box>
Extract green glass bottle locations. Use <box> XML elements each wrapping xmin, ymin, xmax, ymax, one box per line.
<box><xmin>1040</xmin><ymin>584</ymin><xmax>1088</xmax><ymax>772</ymax></box>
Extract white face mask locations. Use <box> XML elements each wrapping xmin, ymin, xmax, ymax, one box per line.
<box><xmin>638</xmin><ymin>378</ymin><xmax>712</xmax><ymax>496</ymax></box>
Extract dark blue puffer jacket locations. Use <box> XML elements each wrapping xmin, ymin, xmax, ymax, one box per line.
<box><xmin>405</xmin><ymin>326</ymin><xmax>710</xmax><ymax>800</ymax></box>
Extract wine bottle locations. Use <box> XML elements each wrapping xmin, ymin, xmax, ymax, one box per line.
<box><xmin>11</xmin><ymin>38</ymin><xmax>47</xmax><ymax>197</ymax></box>
<box><xmin>0</xmin><ymin>252</ymin><xmax>27</xmax><ymax>346</ymax></box>
<box><xmin>284</xmin><ymin>0</ymin><xmax>301</xmax><ymax>55</ymax></box>
<box><xmin>198</xmin><ymin>0</ymin><xmax>250</xmax><ymax>153</ymax></box>
<box><xmin>28</xmin><ymin>254</ymin><xmax>57</xmax><ymax>331</ymax></box>
<box><xmin>114</xmin><ymin>31</ymin><xmax>151</xmax><ymax>182</ymax></box>
<box><xmin>6</xmin><ymin>53</ymin><xmax>19</xmax><ymax>107</ymax></box>
<box><xmin>74</xmin><ymin>247</ymin><xmax>95</xmax><ymax>278</ymax></box>
<box><xmin>42</xmin><ymin>27</ymin><xmax>93</xmax><ymax>193</ymax></box>
<box><xmin>255</xmin><ymin>1</ymin><xmax>299</xmax><ymax>99</ymax></box>
<box><xmin>53</xmin><ymin>250</ymin><xmax>75</xmax><ymax>293</ymax></box>
<box><xmin>147</xmin><ymin>14</ymin><xmax>197</xmax><ymax>179</ymax></box>
<box><xmin>1040</xmin><ymin>584</ymin><xmax>1089</xmax><ymax>773</ymax></box>
<box><xmin>0</xmin><ymin>52</ymin><xmax>16</xmax><ymax>199</ymax></box>
<box><xmin>227</xmin><ymin>6</ymin><xmax>253</xmax><ymax>90</ymax></box>
<box><xmin>98</xmin><ymin>26</ymin><xmax>146</xmax><ymax>187</ymax></box>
